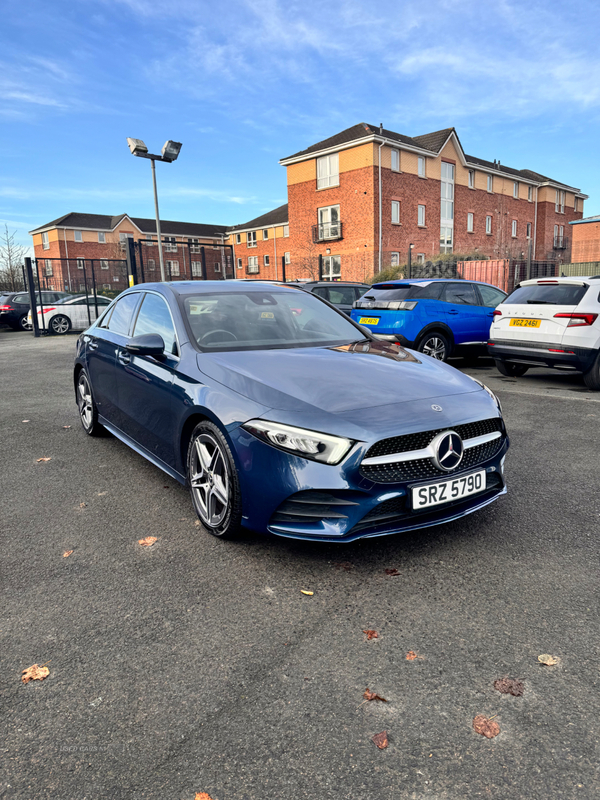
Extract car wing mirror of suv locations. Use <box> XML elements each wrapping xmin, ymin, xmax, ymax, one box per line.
<box><xmin>125</xmin><ymin>333</ymin><xmax>165</xmax><ymax>356</ymax></box>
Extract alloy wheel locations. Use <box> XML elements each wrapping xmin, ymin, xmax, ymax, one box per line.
<box><xmin>422</xmin><ymin>336</ymin><xmax>446</xmax><ymax>360</ymax></box>
<box><xmin>190</xmin><ymin>433</ymin><xmax>231</xmax><ymax>528</ymax></box>
<box><xmin>78</xmin><ymin>373</ymin><xmax>93</xmax><ymax>430</ymax></box>
<box><xmin>51</xmin><ymin>315</ymin><xmax>70</xmax><ymax>334</ymax></box>
<box><xmin>20</xmin><ymin>315</ymin><xmax>32</xmax><ymax>331</ymax></box>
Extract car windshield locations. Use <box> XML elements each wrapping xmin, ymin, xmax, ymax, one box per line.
<box><xmin>505</xmin><ymin>283</ymin><xmax>587</xmax><ymax>306</ymax></box>
<box><xmin>182</xmin><ymin>290</ymin><xmax>364</xmax><ymax>351</ymax></box>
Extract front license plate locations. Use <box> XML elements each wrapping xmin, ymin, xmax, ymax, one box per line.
<box><xmin>412</xmin><ymin>470</ymin><xmax>486</xmax><ymax>510</ymax></box>
<box><xmin>509</xmin><ymin>318</ymin><xmax>541</xmax><ymax>328</ymax></box>
<box><xmin>359</xmin><ymin>317</ymin><xmax>379</xmax><ymax>325</ymax></box>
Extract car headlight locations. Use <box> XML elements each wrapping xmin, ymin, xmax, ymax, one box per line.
<box><xmin>470</xmin><ymin>377</ymin><xmax>502</xmax><ymax>414</ymax></box>
<box><xmin>242</xmin><ymin>420</ymin><xmax>354</xmax><ymax>465</ymax></box>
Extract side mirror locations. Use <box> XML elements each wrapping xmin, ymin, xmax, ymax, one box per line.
<box><xmin>125</xmin><ymin>333</ymin><xmax>165</xmax><ymax>356</ymax></box>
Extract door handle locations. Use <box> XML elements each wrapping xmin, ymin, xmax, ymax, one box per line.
<box><xmin>88</xmin><ymin>339</ymin><xmax>99</xmax><ymax>351</ymax></box>
<box><xmin>117</xmin><ymin>350</ymin><xmax>130</xmax><ymax>365</ymax></box>
<box><xmin>448</xmin><ymin>309</ymin><xmax>459</xmax><ymax>314</ymax></box>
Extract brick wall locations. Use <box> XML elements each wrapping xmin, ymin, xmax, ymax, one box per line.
<box><xmin>535</xmin><ymin>201</ymin><xmax>582</xmax><ymax>261</ymax></box>
<box><xmin>571</xmin><ymin>221</ymin><xmax>600</xmax><ymax>263</ymax></box>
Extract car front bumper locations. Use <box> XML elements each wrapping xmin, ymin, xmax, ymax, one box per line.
<box><xmin>488</xmin><ymin>339</ymin><xmax>597</xmax><ymax>372</ymax></box>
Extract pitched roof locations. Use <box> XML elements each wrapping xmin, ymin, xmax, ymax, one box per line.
<box><xmin>29</xmin><ymin>212</ymin><xmax>228</xmax><ymax>237</ymax></box>
<box><xmin>280</xmin><ymin>123</ymin><xmax>581</xmax><ymax>191</ymax></box>
<box><xmin>227</xmin><ymin>204</ymin><xmax>288</xmax><ymax>232</ymax></box>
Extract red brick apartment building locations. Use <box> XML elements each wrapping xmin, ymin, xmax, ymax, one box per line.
<box><xmin>31</xmin><ymin>123</ymin><xmax>587</xmax><ymax>286</ymax></box>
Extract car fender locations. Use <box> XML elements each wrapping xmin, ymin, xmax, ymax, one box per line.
<box><xmin>415</xmin><ymin>321</ymin><xmax>456</xmax><ymax>350</ymax></box>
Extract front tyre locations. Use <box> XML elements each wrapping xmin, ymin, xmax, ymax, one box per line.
<box><xmin>187</xmin><ymin>421</ymin><xmax>242</xmax><ymax>539</ymax></box>
<box><xmin>50</xmin><ymin>314</ymin><xmax>71</xmax><ymax>335</ymax></box>
<box><xmin>417</xmin><ymin>331</ymin><xmax>450</xmax><ymax>361</ymax></box>
<box><xmin>583</xmin><ymin>351</ymin><xmax>600</xmax><ymax>390</ymax></box>
<box><xmin>77</xmin><ymin>369</ymin><xmax>104</xmax><ymax>436</ymax></box>
<box><xmin>495</xmin><ymin>360</ymin><xmax>529</xmax><ymax>377</ymax></box>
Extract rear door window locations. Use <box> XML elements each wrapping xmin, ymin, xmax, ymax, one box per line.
<box><xmin>504</xmin><ymin>283</ymin><xmax>587</xmax><ymax>305</ymax></box>
<box><xmin>105</xmin><ymin>292</ymin><xmax>140</xmax><ymax>335</ymax></box>
<box><xmin>443</xmin><ymin>283</ymin><xmax>477</xmax><ymax>305</ymax></box>
<box><xmin>415</xmin><ymin>282</ymin><xmax>443</xmax><ymax>300</ymax></box>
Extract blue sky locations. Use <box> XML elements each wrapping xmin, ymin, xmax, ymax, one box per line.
<box><xmin>2</xmin><ymin>0</ymin><xmax>600</xmax><ymax>250</ymax></box>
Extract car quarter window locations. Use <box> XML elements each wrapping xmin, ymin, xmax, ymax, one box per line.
<box><xmin>105</xmin><ymin>292</ymin><xmax>140</xmax><ymax>335</ymax></box>
<box><xmin>443</xmin><ymin>283</ymin><xmax>477</xmax><ymax>305</ymax></box>
<box><xmin>311</xmin><ymin>287</ymin><xmax>328</xmax><ymax>299</ymax></box>
<box><xmin>477</xmin><ymin>284</ymin><xmax>506</xmax><ymax>307</ymax></box>
<box><xmin>132</xmin><ymin>292</ymin><xmax>178</xmax><ymax>356</ymax></box>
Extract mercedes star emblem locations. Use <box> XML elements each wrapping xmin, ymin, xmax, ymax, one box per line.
<box><xmin>431</xmin><ymin>404</ymin><xmax>443</xmax><ymax>412</ymax></box>
<box><xmin>431</xmin><ymin>430</ymin><xmax>464</xmax><ymax>472</ymax></box>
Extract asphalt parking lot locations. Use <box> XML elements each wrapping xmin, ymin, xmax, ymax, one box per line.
<box><xmin>1</xmin><ymin>328</ymin><xmax>599</xmax><ymax>800</ymax></box>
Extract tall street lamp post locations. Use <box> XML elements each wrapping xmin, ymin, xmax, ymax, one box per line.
<box><xmin>127</xmin><ymin>138</ymin><xmax>182</xmax><ymax>282</ymax></box>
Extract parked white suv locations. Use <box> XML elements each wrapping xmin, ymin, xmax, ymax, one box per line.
<box><xmin>488</xmin><ymin>276</ymin><xmax>600</xmax><ymax>390</ymax></box>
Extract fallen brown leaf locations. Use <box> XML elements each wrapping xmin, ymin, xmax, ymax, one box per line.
<box><xmin>97</xmin><ymin>492</ymin><xmax>107</xmax><ymax>496</ymax></box>
<box><xmin>62</xmin><ymin>425</ymin><xmax>71</xmax><ymax>429</ymax></box>
<box><xmin>36</xmin><ymin>457</ymin><xmax>52</xmax><ymax>462</ymax></box>
<box><xmin>139</xmin><ymin>536</ymin><xmax>158</xmax><ymax>547</ymax></box>
<box><xmin>364</xmin><ymin>688</ymin><xmax>387</xmax><ymax>702</ymax></box>
<box><xmin>473</xmin><ymin>715</ymin><xmax>500</xmax><ymax>738</ymax></box>
<box><xmin>372</xmin><ymin>731</ymin><xmax>389</xmax><ymax>749</ymax></box>
<box><xmin>63</xmin><ymin>550</ymin><xmax>73</xmax><ymax>558</ymax></box>
<box><xmin>194</xmin><ymin>794</ymin><xmax>215</xmax><ymax>800</ymax></box>
<box><xmin>22</xmin><ymin>664</ymin><xmax>50</xmax><ymax>684</ymax></box>
<box><xmin>79</xmin><ymin>502</ymin><xmax>87</xmax><ymax>508</ymax></box>
<box><xmin>406</xmin><ymin>650</ymin><xmax>424</xmax><ymax>660</ymax></box>
<box><xmin>363</xmin><ymin>629</ymin><xmax>378</xmax><ymax>640</ymax></box>
<box><xmin>538</xmin><ymin>654</ymin><xmax>559</xmax><ymax>666</ymax></box>
<box><xmin>300</xmin><ymin>589</ymin><xmax>314</xmax><ymax>596</ymax></box>
<box><xmin>494</xmin><ymin>678</ymin><xmax>524</xmax><ymax>697</ymax></box>
<box><xmin>384</xmin><ymin>568</ymin><xmax>400</xmax><ymax>576</ymax></box>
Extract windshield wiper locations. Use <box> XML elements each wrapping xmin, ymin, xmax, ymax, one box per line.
<box><xmin>526</xmin><ymin>300</ymin><xmax>555</xmax><ymax>304</ymax></box>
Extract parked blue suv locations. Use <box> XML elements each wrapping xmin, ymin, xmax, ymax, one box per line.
<box><xmin>351</xmin><ymin>279</ymin><xmax>507</xmax><ymax>361</ymax></box>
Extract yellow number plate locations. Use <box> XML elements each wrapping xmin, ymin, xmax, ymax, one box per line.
<box><xmin>359</xmin><ymin>317</ymin><xmax>379</xmax><ymax>325</ymax></box>
<box><xmin>510</xmin><ymin>318</ymin><xmax>541</xmax><ymax>328</ymax></box>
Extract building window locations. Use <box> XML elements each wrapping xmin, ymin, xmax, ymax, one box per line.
<box><xmin>486</xmin><ymin>215</ymin><xmax>492</xmax><ymax>234</ymax></box>
<box><xmin>574</xmin><ymin>197</ymin><xmax>579</xmax><ymax>212</ymax></box>
<box><xmin>283</xmin><ymin>225</ymin><xmax>289</xmax><ymax>237</ymax></box>
<box><xmin>191</xmin><ymin>262</ymin><xmax>202</xmax><ymax>276</ymax></box>
<box><xmin>236</xmin><ymin>233</ymin><xmax>241</xmax><ymax>244</ymax></box>
<box><xmin>284</xmin><ymin>252</ymin><xmax>290</xmax><ymax>264</ymax></box>
<box><xmin>166</xmin><ymin>260</ymin><xmax>179</xmax><ymax>276</ymax></box>
<box><xmin>147</xmin><ymin>259</ymin><xmax>155</xmax><ymax>271</ymax></box>
<box><xmin>528</xmin><ymin>186</ymin><xmax>533</xmax><ymax>202</ymax></box>
<box><xmin>440</xmin><ymin>161</ymin><xmax>454</xmax><ymax>253</ymax></box>
<box><xmin>101</xmin><ymin>259</ymin><xmax>109</xmax><ymax>270</ymax></box>
<box><xmin>42</xmin><ymin>232</ymin><xmax>49</xmax><ymax>250</ymax></box>
<box><xmin>263</xmin><ymin>229</ymin><xmax>269</xmax><ymax>240</ymax></box>
<box><xmin>391</xmin><ymin>201</ymin><xmax>400</xmax><ymax>224</ymax></box>
<box><xmin>318</xmin><ymin>205</ymin><xmax>340</xmax><ymax>239</ymax></box>
<box><xmin>74</xmin><ymin>230</ymin><xmax>83</xmax><ymax>242</ymax></box>
<box><xmin>467</xmin><ymin>212</ymin><xmax>474</xmax><ymax>233</ymax></box>
<box><xmin>264</xmin><ymin>255</ymin><xmax>270</xmax><ymax>267</ymax></box>
<box><xmin>102</xmin><ymin>284</ymin><xmax>111</xmax><ymax>290</ymax></box>
<box><xmin>77</xmin><ymin>257</ymin><xmax>85</xmax><ymax>270</ymax></box>
<box><xmin>555</xmin><ymin>190</ymin><xmax>565</xmax><ymax>213</ymax></box>
<box><xmin>45</xmin><ymin>259</ymin><xmax>53</xmax><ymax>276</ymax></box>
<box><xmin>322</xmin><ymin>255</ymin><xmax>341</xmax><ymax>281</ymax></box>
<box><xmin>513</xmin><ymin>181</ymin><xmax>519</xmax><ymax>199</ymax></box>
<box><xmin>418</xmin><ymin>157</ymin><xmax>426</xmax><ymax>177</ymax></box>
<box><xmin>188</xmin><ymin>238</ymin><xmax>201</xmax><ymax>253</ymax></box>
<box><xmin>163</xmin><ymin>236</ymin><xmax>177</xmax><ymax>252</ymax></box>
<box><xmin>247</xmin><ymin>256</ymin><xmax>259</xmax><ymax>274</ymax></box>
<box><xmin>390</xmin><ymin>252</ymin><xmax>400</xmax><ymax>266</ymax></box>
<box><xmin>487</xmin><ymin>175</ymin><xmax>493</xmax><ymax>192</ymax></box>
<box><xmin>512</xmin><ymin>220</ymin><xmax>517</xmax><ymax>238</ymax></box>
<box><xmin>526</xmin><ymin>223</ymin><xmax>532</xmax><ymax>239</ymax></box>
<box><xmin>468</xmin><ymin>170</ymin><xmax>475</xmax><ymax>188</ymax></box>
<box><xmin>418</xmin><ymin>205</ymin><xmax>426</xmax><ymax>227</ymax></box>
<box><xmin>247</xmin><ymin>231</ymin><xmax>257</xmax><ymax>248</ymax></box>
<box><xmin>98</xmin><ymin>232</ymin><xmax>106</xmax><ymax>243</ymax></box>
<box><xmin>214</xmin><ymin>262</ymin><xmax>221</xmax><ymax>273</ymax></box>
<box><xmin>391</xmin><ymin>149</ymin><xmax>400</xmax><ymax>172</ymax></box>
<box><xmin>317</xmin><ymin>153</ymin><xmax>339</xmax><ymax>189</ymax></box>
<box><xmin>79</xmin><ymin>283</ymin><xmax>86</xmax><ymax>292</ymax></box>
<box><xmin>417</xmin><ymin>253</ymin><xmax>425</xmax><ymax>264</ymax></box>
<box><xmin>237</xmin><ymin>258</ymin><xmax>243</xmax><ymax>270</ymax></box>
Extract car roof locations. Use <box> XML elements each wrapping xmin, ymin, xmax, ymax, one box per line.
<box><xmin>303</xmin><ymin>281</ymin><xmax>370</xmax><ymax>287</ymax></box>
<box><xmin>371</xmin><ymin>278</ymin><xmax>507</xmax><ymax>291</ymax></box>
<box><xmin>138</xmin><ymin>280</ymin><xmax>313</xmax><ymax>296</ymax></box>
<box><xmin>520</xmin><ymin>276</ymin><xmax>599</xmax><ymax>286</ymax></box>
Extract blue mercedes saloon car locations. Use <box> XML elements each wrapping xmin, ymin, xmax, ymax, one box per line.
<box><xmin>351</xmin><ymin>279</ymin><xmax>507</xmax><ymax>361</ymax></box>
<box><xmin>74</xmin><ymin>281</ymin><xmax>508</xmax><ymax>542</ymax></box>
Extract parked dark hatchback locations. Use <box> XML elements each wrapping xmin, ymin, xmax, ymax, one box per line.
<box><xmin>0</xmin><ymin>290</ymin><xmax>69</xmax><ymax>330</ymax></box>
<box><xmin>301</xmin><ymin>281</ymin><xmax>370</xmax><ymax>316</ymax></box>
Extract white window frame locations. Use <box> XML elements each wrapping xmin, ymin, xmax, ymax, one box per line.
<box><xmin>574</xmin><ymin>197</ymin><xmax>579</xmax><ymax>212</ymax></box>
<box><xmin>487</xmin><ymin>175</ymin><xmax>493</xmax><ymax>193</ymax></box>
<box><xmin>262</xmin><ymin>229</ymin><xmax>269</xmax><ymax>240</ymax></box>
<box><xmin>74</xmin><ymin>230</ymin><xmax>83</xmax><ymax>242</ymax></box>
<box><xmin>526</xmin><ymin>223</ymin><xmax>532</xmax><ymax>239</ymax></box>
<box><xmin>264</xmin><ymin>254</ymin><xmax>270</xmax><ymax>266</ymax></box>
<box><xmin>560</xmin><ymin>191</ymin><xmax>565</xmax><ymax>213</ymax></box>
<box><xmin>511</xmin><ymin>219</ymin><xmax>517</xmax><ymax>238</ymax></box>
<box><xmin>213</xmin><ymin>262</ymin><xmax>221</xmax><ymax>273</ymax></box>
<box><xmin>528</xmin><ymin>186</ymin><xmax>533</xmax><ymax>202</ymax></box>
<box><xmin>247</xmin><ymin>231</ymin><xmax>257</xmax><ymax>248</ymax></box>
<box><xmin>247</xmin><ymin>256</ymin><xmax>259</xmax><ymax>274</ymax></box>
<box><xmin>163</xmin><ymin>236</ymin><xmax>177</xmax><ymax>252</ymax></box>
<box><xmin>77</xmin><ymin>257</ymin><xmax>85</xmax><ymax>270</ymax></box>
<box><xmin>42</xmin><ymin>232</ymin><xmax>49</xmax><ymax>250</ymax></box>
<box><xmin>513</xmin><ymin>181</ymin><xmax>519</xmax><ymax>199</ymax></box>
<box><xmin>189</xmin><ymin>238</ymin><xmax>201</xmax><ymax>253</ymax></box>
<box><xmin>236</xmin><ymin>233</ymin><xmax>241</xmax><ymax>244</ymax></box>
<box><xmin>486</xmin><ymin>215</ymin><xmax>492</xmax><ymax>234</ymax></box>
<box><xmin>317</xmin><ymin>153</ymin><xmax>339</xmax><ymax>189</ymax></box>
<box><xmin>391</xmin><ymin>149</ymin><xmax>400</xmax><ymax>172</ymax></box>
<box><xmin>318</xmin><ymin>204</ymin><xmax>340</xmax><ymax>239</ymax></box>
<box><xmin>100</xmin><ymin>259</ymin><xmax>109</xmax><ymax>270</ymax></box>
<box><xmin>468</xmin><ymin>170</ymin><xmax>475</xmax><ymax>189</ymax></box>
<box><xmin>191</xmin><ymin>262</ymin><xmax>201</xmax><ymax>276</ymax></box>
<box><xmin>418</xmin><ymin>156</ymin><xmax>426</xmax><ymax>178</ymax></box>
<box><xmin>98</xmin><ymin>231</ymin><xmax>106</xmax><ymax>244</ymax></box>
<box><xmin>283</xmin><ymin>225</ymin><xmax>289</xmax><ymax>237</ymax></box>
<box><xmin>391</xmin><ymin>201</ymin><xmax>400</xmax><ymax>224</ymax></box>
<box><xmin>467</xmin><ymin>212</ymin><xmax>474</xmax><ymax>233</ymax></box>
<box><xmin>147</xmin><ymin>259</ymin><xmax>156</xmax><ymax>271</ymax></box>
<box><xmin>112</xmin><ymin>276</ymin><xmax>120</xmax><ymax>282</ymax></box>
<box><xmin>322</xmin><ymin>255</ymin><xmax>341</xmax><ymax>281</ymax></box>
<box><xmin>166</xmin><ymin>259</ymin><xmax>180</xmax><ymax>276</ymax></box>
<box><xmin>555</xmin><ymin>190</ymin><xmax>565</xmax><ymax>213</ymax></box>
<box><xmin>44</xmin><ymin>259</ymin><xmax>53</xmax><ymax>276</ymax></box>
<box><xmin>390</xmin><ymin>252</ymin><xmax>400</xmax><ymax>266</ymax></box>
<box><xmin>237</xmin><ymin>258</ymin><xmax>243</xmax><ymax>270</ymax></box>
<box><xmin>417</xmin><ymin>205</ymin><xmax>426</xmax><ymax>227</ymax></box>
<box><xmin>284</xmin><ymin>252</ymin><xmax>290</xmax><ymax>264</ymax></box>
<box><xmin>417</xmin><ymin>253</ymin><xmax>425</xmax><ymax>264</ymax></box>
<box><xmin>102</xmin><ymin>283</ymin><xmax>111</xmax><ymax>290</ymax></box>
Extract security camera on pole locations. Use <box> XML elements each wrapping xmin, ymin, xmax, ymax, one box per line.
<box><xmin>126</xmin><ymin>138</ymin><xmax>182</xmax><ymax>283</ymax></box>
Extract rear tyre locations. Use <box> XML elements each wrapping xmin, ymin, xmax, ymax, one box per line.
<box><xmin>187</xmin><ymin>421</ymin><xmax>242</xmax><ymax>539</ymax></box>
<box><xmin>495</xmin><ymin>360</ymin><xmax>529</xmax><ymax>377</ymax></box>
<box><xmin>77</xmin><ymin>369</ymin><xmax>104</xmax><ymax>436</ymax></box>
<box><xmin>583</xmin><ymin>352</ymin><xmax>600</xmax><ymax>390</ymax></box>
<box><xmin>50</xmin><ymin>314</ymin><xmax>71</xmax><ymax>335</ymax></box>
<box><xmin>417</xmin><ymin>331</ymin><xmax>450</xmax><ymax>362</ymax></box>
